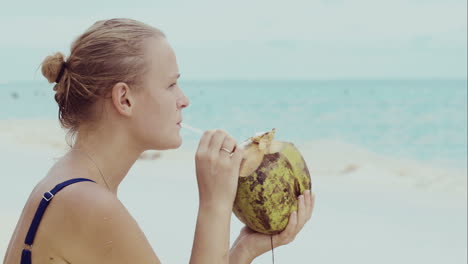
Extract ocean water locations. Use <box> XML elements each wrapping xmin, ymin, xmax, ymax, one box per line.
<box><xmin>1</xmin><ymin>79</ymin><xmax>467</xmax><ymax>170</ymax></box>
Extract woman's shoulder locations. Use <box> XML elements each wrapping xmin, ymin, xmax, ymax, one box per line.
<box><xmin>54</xmin><ymin>177</ymin><xmax>118</xmax><ymax>210</ymax></box>
<box><xmin>47</xmin><ymin>178</ymin><xmax>155</xmax><ymax>262</ymax></box>
<box><xmin>42</xmin><ymin>161</ymin><xmax>123</xmax><ymax>224</ymax></box>
<box><xmin>41</xmin><ymin>176</ymin><xmax>118</xmax><ymax>230</ymax></box>
<box><xmin>49</xmin><ymin>176</ymin><xmax>127</xmax><ymax>233</ymax></box>
<box><xmin>29</xmin><ymin>160</ymin><xmax>160</xmax><ymax>263</ymax></box>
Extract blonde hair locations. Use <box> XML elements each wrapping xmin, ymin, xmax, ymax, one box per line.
<box><xmin>41</xmin><ymin>18</ymin><xmax>165</xmax><ymax>134</ymax></box>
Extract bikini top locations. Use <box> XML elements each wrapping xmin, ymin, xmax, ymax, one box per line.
<box><xmin>21</xmin><ymin>178</ymin><xmax>96</xmax><ymax>264</ymax></box>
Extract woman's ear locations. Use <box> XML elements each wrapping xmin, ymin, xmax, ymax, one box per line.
<box><xmin>111</xmin><ymin>82</ymin><xmax>133</xmax><ymax>117</ymax></box>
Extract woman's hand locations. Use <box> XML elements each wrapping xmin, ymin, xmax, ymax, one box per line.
<box><xmin>190</xmin><ymin>130</ymin><xmax>244</xmax><ymax>264</ymax></box>
<box><xmin>195</xmin><ymin>129</ymin><xmax>244</xmax><ymax>209</ymax></box>
<box><xmin>230</xmin><ymin>190</ymin><xmax>316</xmax><ymax>263</ymax></box>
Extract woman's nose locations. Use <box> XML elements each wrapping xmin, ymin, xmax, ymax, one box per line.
<box><xmin>177</xmin><ymin>92</ymin><xmax>190</xmax><ymax>109</ymax></box>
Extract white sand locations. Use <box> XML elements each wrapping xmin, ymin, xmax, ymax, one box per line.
<box><xmin>0</xmin><ymin>120</ymin><xmax>466</xmax><ymax>263</ymax></box>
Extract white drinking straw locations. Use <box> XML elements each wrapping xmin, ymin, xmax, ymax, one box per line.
<box><xmin>181</xmin><ymin>122</ymin><xmax>250</xmax><ymax>149</ymax></box>
<box><xmin>181</xmin><ymin>123</ymin><xmax>204</xmax><ymax>135</ymax></box>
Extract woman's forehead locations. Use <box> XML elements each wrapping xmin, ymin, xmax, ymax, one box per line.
<box><xmin>145</xmin><ymin>37</ymin><xmax>178</xmax><ymax>79</ymax></box>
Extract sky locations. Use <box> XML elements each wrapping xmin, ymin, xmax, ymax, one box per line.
<box><xmin>0</xmin><ymin>0</ymin><xmax>466</xmax><ymax>81</ymax></box>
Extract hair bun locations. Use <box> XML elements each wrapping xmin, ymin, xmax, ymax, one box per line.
<box><xmin>41</xmin><ymin>52</ymin><xmax>66</xmax><ymax>83</ymax></box>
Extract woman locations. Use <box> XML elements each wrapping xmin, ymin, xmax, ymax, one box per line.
<box><xmin>4</xmin><ymin>18</ymin><xmax>315</xmax><ymax>264</ymax></box>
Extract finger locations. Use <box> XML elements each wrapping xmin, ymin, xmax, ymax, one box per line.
<box><xmin>304</xmin><ymin>190</ymin><xmax>312</xmax><ymax>220</ymax></box>
<box><xmin>219</xmin><ymin>136</ymin><xmax>237</xmax><ymax>159</ymax></box>
<box><xmin>231</xmin><ymin>147</ymin><xmax>244</xmax><ymax>170</ymax></box>
<box><xmin>208</xmin><ymin>130</ymin><xmax>227</xmax><ymax>157</ymax></box>
<box><xmin>275</xmin><ymin>210</ymin><xmax>297</xmax><ymax>246</ymax></box>
<box><xmin>295</xmin><ymin>194</ymin><xmax>307</xmax><ymax>233</ymax></box>
<box><xmin>196</xmin><ymin>130</ymin><xmax>215</xmax><ymax>155</ymax></box>
<box><xmin>223</xmin><ymin>136</ymin><xmax>237</xmax><ymax>153</ymax></box>
<box><xmin>309</xmin><ymin>192</ymin><xmax>316</xmax><ymax>219</ymax></box>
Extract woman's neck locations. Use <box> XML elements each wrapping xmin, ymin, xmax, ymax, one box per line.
<box><xmin>71</xmin><ymin>123</ymin><xmax>143</xmax><ymax>194</ymax></box>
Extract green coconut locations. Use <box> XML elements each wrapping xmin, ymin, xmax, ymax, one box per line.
<box><xmin>233</xmin><ymin>129</ymin><xmax>311</xmax><ymax>234</ymax></box>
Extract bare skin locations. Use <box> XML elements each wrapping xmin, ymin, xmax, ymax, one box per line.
<box><xmin>3</xmin><ymin>36</ymin><xmax>315</xmax><ymax>264</ymax></box>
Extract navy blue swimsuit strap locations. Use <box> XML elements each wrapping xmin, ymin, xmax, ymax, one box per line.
<box><xmin>21</xmin><ymin>178</ymin><xmax>96</xmax><ymax>264</ymax></box>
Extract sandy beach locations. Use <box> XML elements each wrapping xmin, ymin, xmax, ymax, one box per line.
<box><xmin>1</xmin><ymin>120</ymin><xmax>466</xmax><ymax>263</ymax></box>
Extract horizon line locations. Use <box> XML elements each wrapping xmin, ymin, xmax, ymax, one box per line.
<box><xmin>1</xmin><ymin>78</ymin><xmax>467</xmax><ymax>84</ymax></box>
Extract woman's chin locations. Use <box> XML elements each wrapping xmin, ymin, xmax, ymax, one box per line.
<box><xmin>172</xmin><ymin>139</ymin><xmax>183</xmax><ymax>149</ymax></box>
<box><xmin>154</xmin><ymin>138</ymin><xmax>182</xmax><ymax>150</ymax></box>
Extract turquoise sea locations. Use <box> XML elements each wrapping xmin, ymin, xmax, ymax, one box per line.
<box><xmin>1</xmin><ymin>79</ymin><xmax>467</xmax><ymax>170</ymax></box>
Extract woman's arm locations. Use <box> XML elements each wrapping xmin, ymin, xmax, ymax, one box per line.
<box><xmin>229</xmin><ymin>243</ymin><xmax>255</xmax><ymax>264</ymax></box>
<box><xmin>189</xmin><ymin>130</ymin><xmax>244</xmax><ymax>264</ymax></box>
<box><xmin>190</xmin><ymin>203</ymin><xmax>233</xmax><ymax>263</ymax></box>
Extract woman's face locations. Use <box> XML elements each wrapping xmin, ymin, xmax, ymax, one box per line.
<box><xmin>131</xmin><ymin>37</ymin><xmax>189</xmax><ymax>150</ymax></box>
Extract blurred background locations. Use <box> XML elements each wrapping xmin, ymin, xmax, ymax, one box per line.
<box><xmin>1</xmin><ymin>0</ymin><xmax>466</xmax><ymax>263</ymax></box>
